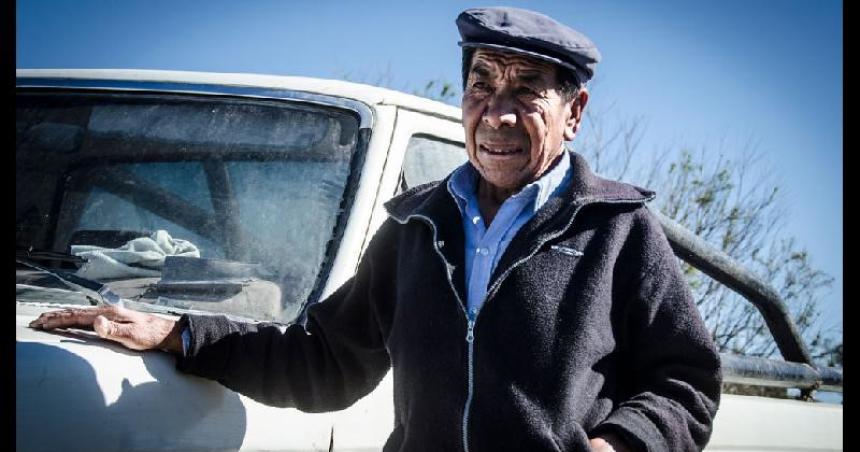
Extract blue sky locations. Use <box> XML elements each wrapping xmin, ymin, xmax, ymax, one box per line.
<box><xmin>17</xmin><ymin>0</ymin><xmax>842</xmax><ymax>336</ymax></box>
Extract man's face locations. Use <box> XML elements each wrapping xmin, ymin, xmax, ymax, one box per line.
<box><xmin>461</xmin><ymin>48</ymin><xmax>587</xmax><ymax>192</ymax></box>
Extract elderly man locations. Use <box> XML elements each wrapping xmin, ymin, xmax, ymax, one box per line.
<box><xmin>30</xmin><ymin>7</ymin><xmax>722</xmax><ymax>452</ymax></box>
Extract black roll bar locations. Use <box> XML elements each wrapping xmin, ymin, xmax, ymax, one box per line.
<box><xmin>649</xmin><ymin>207</ymin><xmax>842</xmax><ymax>394</ymax></box>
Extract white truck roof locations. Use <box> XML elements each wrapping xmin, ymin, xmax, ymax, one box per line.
<box><xmin>16</xmin><ymin>68</ymin><xmax>463</xmax><ymax>122</ymax></box>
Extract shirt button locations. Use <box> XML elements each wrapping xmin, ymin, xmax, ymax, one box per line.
<box><xmin>436</xmin><ymin>240</ymin><xmax>445</xmax><ymax>248</ymax></box>
<box><xmin>472</xmin><ymin>215</ymin><xmax>481</xmax><ymax>225</ymax></box>
<box><xmin>476</xmin><ymin>247</ymin><xmax>489</xmax><ymax>256</ymax></box>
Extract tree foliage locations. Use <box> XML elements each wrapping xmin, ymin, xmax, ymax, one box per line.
<box><xmin>415</xmin><ymin>79</ymin><xmax>458</xmax><ymax>104</ymax></box>
<box><xmin>577</xmin><ymin>108</ymin><xmax>840</xmax><ymax>367</ymax></box>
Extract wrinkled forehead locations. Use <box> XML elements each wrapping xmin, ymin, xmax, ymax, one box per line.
<box><xmin>470</xmin><ymin>48</ymin><xmax>558</xmax><ymax>81</ymax></box>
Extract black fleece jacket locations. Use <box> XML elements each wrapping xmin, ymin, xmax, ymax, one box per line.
<box><xmin>176</xmin><ymin>151</ymin><xmax>722</xmax><ymax>452</ymax></box>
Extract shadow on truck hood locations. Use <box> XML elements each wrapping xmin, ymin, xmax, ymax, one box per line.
<box><xmin>16</xmin><ymin>308</ymin><xmax>248</xmax><ymax>451</ymax></box>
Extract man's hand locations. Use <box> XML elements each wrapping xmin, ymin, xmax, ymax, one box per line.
<box><xmin>29</xmin><ymin>305</ymin><xmax>184</xmax><ymax>354</ymax></box>
<box><xmin>589</xmin><ymin>433</ymin><xmax>633</xmax><ymax>452</ymax></box>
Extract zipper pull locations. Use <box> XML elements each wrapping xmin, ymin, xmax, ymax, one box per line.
<box><xmin>466</xmin><ymin>319</ymin><xmax>475</xmax><ymax>343</ymax></box>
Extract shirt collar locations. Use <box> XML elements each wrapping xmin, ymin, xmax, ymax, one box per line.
<box><xmin>447</xmin><ymin>150</ymin><xmax>572</xmax><ymax>214</ymax></box>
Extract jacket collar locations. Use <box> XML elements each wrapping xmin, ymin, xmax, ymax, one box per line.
<box><xmin>383</xmin><ymin>150</ymin><xmax>655</xmax><ymax>308</ymax></box>
<box><xmin>385</xmin><ymin>150</ymin><xmax>655</xmax><ymax>224</ymax></box>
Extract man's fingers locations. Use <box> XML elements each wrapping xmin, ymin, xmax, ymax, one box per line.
<box><xmin>29</xmin><ymin>305</ymin><xmax>130</xmax><ymax>330</ymax></box>
<box><xmin>29</xmin><ymin>308</ymin><xmax>98</xmax><ymax>330</ymax></box>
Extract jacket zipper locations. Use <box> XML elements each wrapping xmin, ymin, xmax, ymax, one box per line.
<box><xmin>395</xmin><ymin>214</ymin><xmax>475</xmax><ymax>452</ymax></box>
<box><xmin>463</xmin><ymin>317</ymin><xmax>476</xmax><ymax>452</ymax></box>
<box><xmin>392</xmin><ymin>197</ymin><xmax>648</xmax><ymax>452</ymax></box>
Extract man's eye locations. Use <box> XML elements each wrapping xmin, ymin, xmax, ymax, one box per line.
<box><xmin>472</xmin><ymin>82</ymin><xmax>490</xmax><ymax>90</ymax></box>
<box><xmin>516</xmin><ymin>87</ymin><xmax>538</xmax><ymax>97</ymax></box>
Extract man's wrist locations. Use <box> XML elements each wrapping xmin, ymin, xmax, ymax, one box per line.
<box><xmin>158</xmin><ymin>317</ymin><xmax>186</xmax><ymax>355</ymax></box>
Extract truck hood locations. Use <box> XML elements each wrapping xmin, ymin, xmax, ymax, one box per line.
<box><xmin>16</xmin><ymin>302</ymin><xmax>392</xmax><ymax>451</ymax></box>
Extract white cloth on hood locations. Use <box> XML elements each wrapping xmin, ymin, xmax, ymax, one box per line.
<box><xmin>72</xmin><ymin>230</ymin><xmax>200</xmax><ymax>280</ymax></box>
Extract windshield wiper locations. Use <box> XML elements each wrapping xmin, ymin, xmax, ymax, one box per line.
<box><xmin>16</xmin><ymin>257</ymin><xmax>266</xmax><ymax>324</ymax></box>
<box><xmin>16</xmin><ymin>247</ymin><xmax>85</xmax><ymax>266</ymax></box>
<box><xmin>16</xmin><ymin>257</ymin><xmax>124</xmax><ymax>306</ymax></box>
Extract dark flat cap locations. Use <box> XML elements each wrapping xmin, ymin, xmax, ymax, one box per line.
<box><xmin>456</xmin><ymin>7</ymin><xmax>601</xmax><ymax>85</ymax></box>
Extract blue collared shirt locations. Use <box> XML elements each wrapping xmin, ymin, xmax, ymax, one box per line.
<box><xmin>447</xmin><ymin>151</ymin><xmax>572</xmax><ymax>320</ymax></box>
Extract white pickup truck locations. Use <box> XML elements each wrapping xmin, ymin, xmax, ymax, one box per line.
<box><xmin>16</xmin><ymin>69</ymin><xmax>843</xmax><ymax>451</ymax></box>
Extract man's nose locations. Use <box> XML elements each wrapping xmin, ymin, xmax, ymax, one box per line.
<box><xmin>482</xmin><ymin>94</ymin><xmax>517</xmax><ymax>129</ymax></box>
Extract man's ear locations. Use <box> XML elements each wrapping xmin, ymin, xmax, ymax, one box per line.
<box><xmin>563</xmin><ymin>89</ymin><xmax>589</xmax><ymax>141</ymax></box>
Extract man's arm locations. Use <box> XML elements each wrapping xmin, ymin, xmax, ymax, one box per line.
<box><xmin>591</xmin><ymin>208</ymin><xmax>723</xmax><ymax>452</ymax></box>
<box><xmin>175</xmin><ymin>266</ymin><xmax>392</xmax><ymax>411</ymax></box>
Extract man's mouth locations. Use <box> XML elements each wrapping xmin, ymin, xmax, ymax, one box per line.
<box><xmin>479</xmin><ymin>143</ymin><xmax>524</xmax><ymax>156</ymax></box>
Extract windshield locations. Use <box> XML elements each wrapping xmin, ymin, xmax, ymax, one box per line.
<box><xmin>16</xmin><ymin>89</ymin><xmax>363</xmax><ymax>323</ymax></box>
